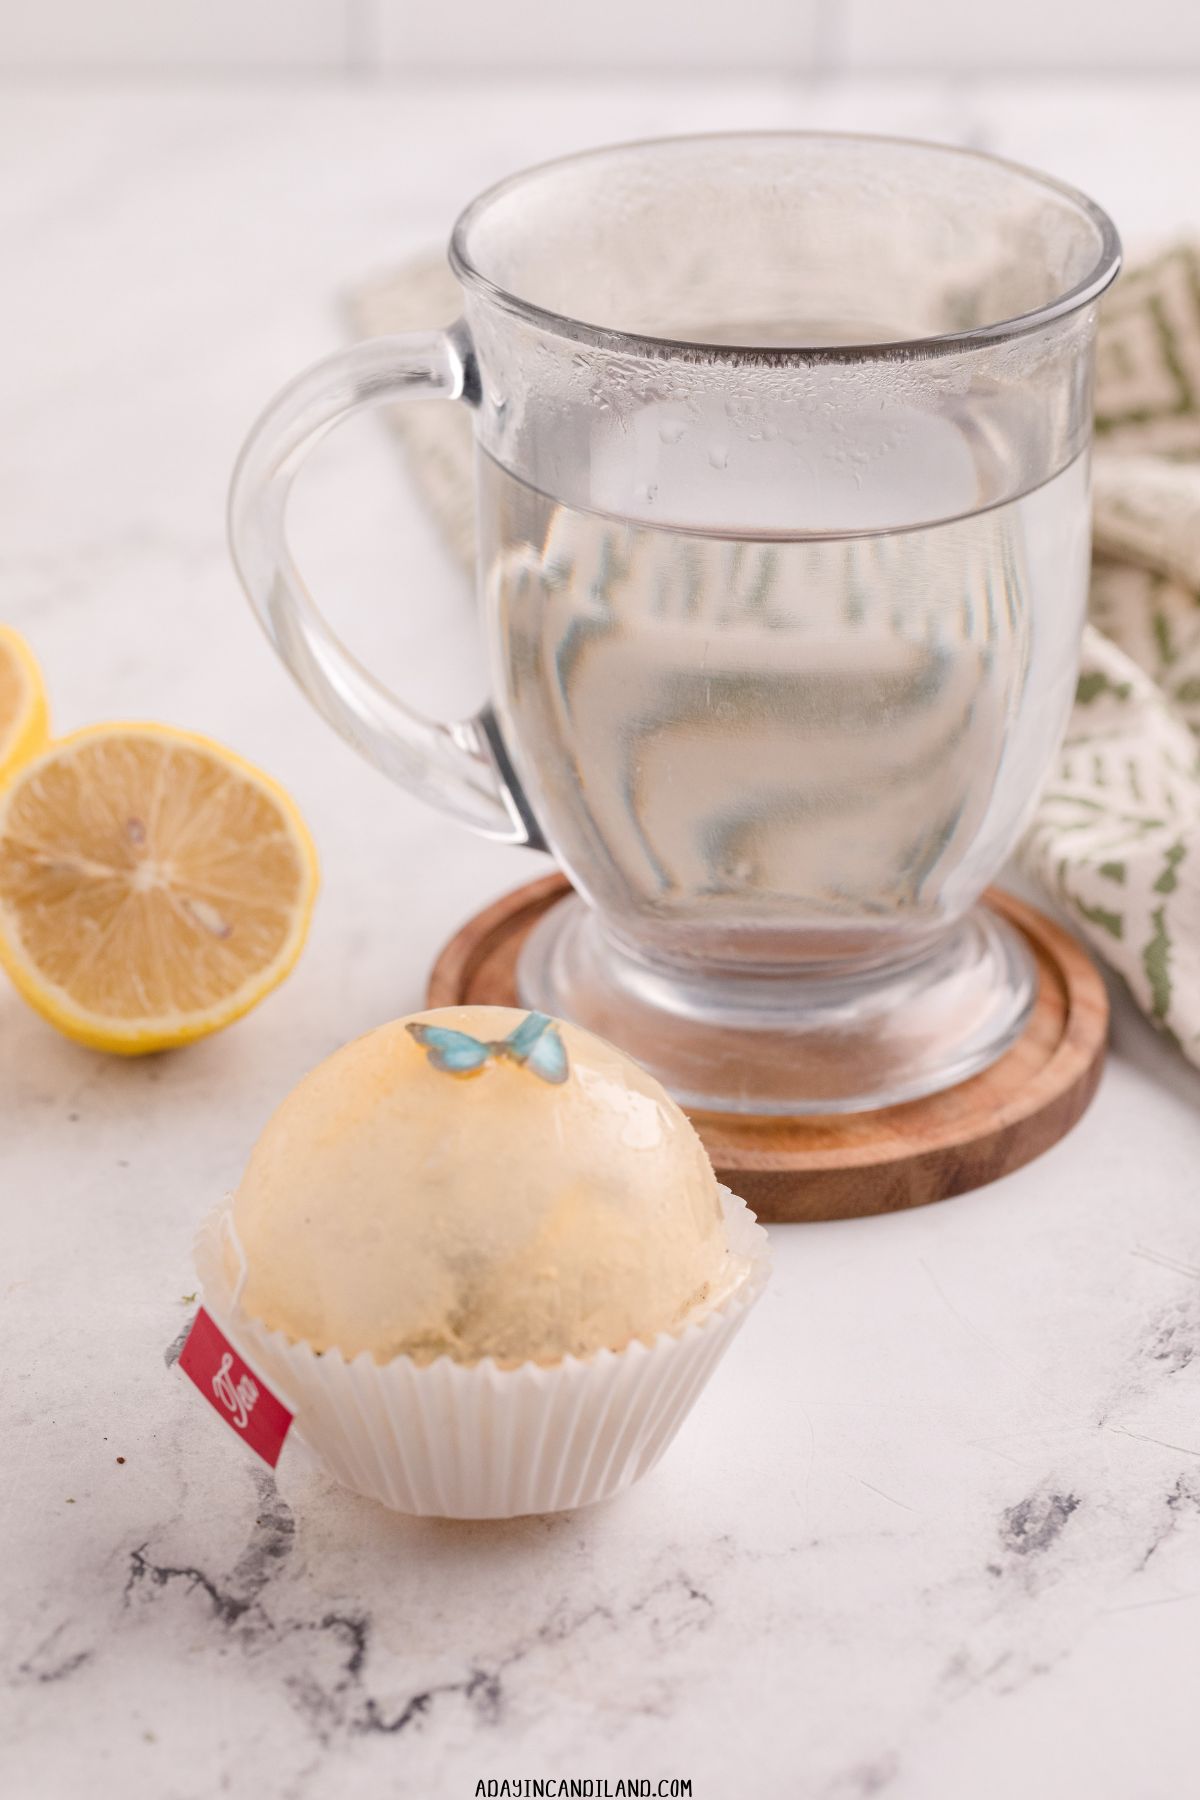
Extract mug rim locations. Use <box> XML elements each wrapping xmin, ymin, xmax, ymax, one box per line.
<box><xmin>448</xmin><ymin>129</ymin><xmax>1122</xmax><ymax>363</ymax></box>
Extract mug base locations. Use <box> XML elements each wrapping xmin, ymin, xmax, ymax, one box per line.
<box><xmin>517</xmin><ymin>894</ymin><xmax>1036</xmax><ymax>1115</ymax></box>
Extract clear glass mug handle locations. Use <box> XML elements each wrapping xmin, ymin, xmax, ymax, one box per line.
<box><xmin>227</xmin><ymin>325</ymin><xmax>540</xmax><ymax>846</ymax></box>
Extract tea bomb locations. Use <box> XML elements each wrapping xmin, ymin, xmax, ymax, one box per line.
<box><xmin>229</xmin><ymin>1006</ymin><xmax>743</xmax><ymax>1367</ymax></box>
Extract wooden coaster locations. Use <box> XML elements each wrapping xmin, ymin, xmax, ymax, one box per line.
<box><xmin>427</xmin><ymin>874</ymin><xmax>1109</xmax><ymax>1222</ymax></box>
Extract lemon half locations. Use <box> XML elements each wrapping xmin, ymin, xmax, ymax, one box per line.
<box><xmin>0</xmin><ymin>723</ymin><xmax>318</xmax><ymax>1053</ymax></box>
<box><xmin>0</xmin><ymin>626</ymin><xmax>50</xmax><ymax>786</ymax></box>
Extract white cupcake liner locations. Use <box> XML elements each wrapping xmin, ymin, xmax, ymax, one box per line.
<box><xmin>193</xmin><ymin>1187</ymin><xmax>770</xmax><ymax>1519</ymax></box>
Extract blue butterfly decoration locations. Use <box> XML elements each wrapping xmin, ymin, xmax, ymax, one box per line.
<box><xmin>406</xmin><ymin>1011</ymin><xmax>569</xmax><ymax>1085</ymax></box>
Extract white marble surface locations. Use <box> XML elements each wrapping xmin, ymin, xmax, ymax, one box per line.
<box><xmin>3</xmin><ymin>75</ymin><xmax>1200</xmax><ymax>1800</ymax></box>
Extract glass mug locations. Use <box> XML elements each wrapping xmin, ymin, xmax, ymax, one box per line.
<box><xmin>229</xmin><ymin>133</ymin><xmax>1120</xmax><ymax>1114</ymax></box>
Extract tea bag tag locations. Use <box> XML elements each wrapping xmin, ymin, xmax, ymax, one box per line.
<box><xmin>176</xmin><ymin>1308</ymin><xmax>294</xmax><ymax>1469</ymax></box>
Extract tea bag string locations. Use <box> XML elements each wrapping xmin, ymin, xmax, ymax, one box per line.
<box><xmin>219</xmin><ymin>1208</ymin><xmax>250</xmax><ymax>1311</ymax></box>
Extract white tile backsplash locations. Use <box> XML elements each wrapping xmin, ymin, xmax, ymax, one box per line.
<box><xmin>0</xmin><ymin>0</ymin><xmax>351</xmax><ymax>70</ymax></box>
<box><xmin>837</xmin><ymin>0</ymin><xmax>1195</xmax><ymax>71</ymax></box>
<box><xmin>0</xmin><ymin>0</ymin><xmax>1186</xmax><ymax>75</ymax></box>
<box><xmin>373</xmin><ymin>0</ymin><xmax>821</xmax><ymax>72</ymax></box>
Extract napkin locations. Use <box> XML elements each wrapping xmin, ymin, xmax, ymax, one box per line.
<box><xmin>349</xmin><ymin>244</ymin><xmax>1200</xmax><ymax>1065</ymax></box>
<box><xmin>1023</xmin><ymin>245</ymin><xmax>1200</xmax><ymax>1060</ymax></box>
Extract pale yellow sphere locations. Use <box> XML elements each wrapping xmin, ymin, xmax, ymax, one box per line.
<box><xmin>231</xmin><ymin>1006</ymin><xmax>734</xmax><ymax>1366</ymax></box>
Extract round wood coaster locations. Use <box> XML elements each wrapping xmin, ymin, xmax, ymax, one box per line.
<box><xmin>427</xmin><ymin>874</ymin><xmax>1109</xmax><ymax>1222</ymax></box>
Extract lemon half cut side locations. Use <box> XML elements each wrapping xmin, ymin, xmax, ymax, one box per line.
<box><xmin>0</xmin><ymin>626</ymin><xmax>50</xmax><ymax>786</ymax></box>
<box><xmin>0</xmin><ymin>723</ymin><xmax>318</xmax><ymax>1053</ymax></box>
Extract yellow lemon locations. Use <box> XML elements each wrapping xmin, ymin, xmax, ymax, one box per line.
<box><xmin>0</xmin><ymin>626</ymin><xmax>50</xmax><ymax>786</ymax></box>
<box><xmin>0</xmin><ymin>723</ymin><xmax>318</xmax><ymax>1053</ymax></box>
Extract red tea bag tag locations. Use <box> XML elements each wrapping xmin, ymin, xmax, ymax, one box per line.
<box><xmin>177</xmin><ymin>1307</ymin><xmax>294</xmax><ymax>1469</ymax></box>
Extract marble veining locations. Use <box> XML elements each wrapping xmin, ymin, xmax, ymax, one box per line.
<box><xmin>3</xmin><ymin>75</ymin><xmax>1200</xmax><ymax>1800</ymax></box>
<box><xmin>120</xmin><ymin>1486</ymin><xmax>722</xmax><ymax>1751</ymax></box>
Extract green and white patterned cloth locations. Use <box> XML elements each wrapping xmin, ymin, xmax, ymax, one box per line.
<box><xmin>1023</xmin><ymin>244</ymin><xmax>1200</xmax><ymax>1059</ymax></box>
<box><xmin>352</xmin><ymin>244</ymin><xmax>1200</xmax><ymax>1064</ymax></box>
